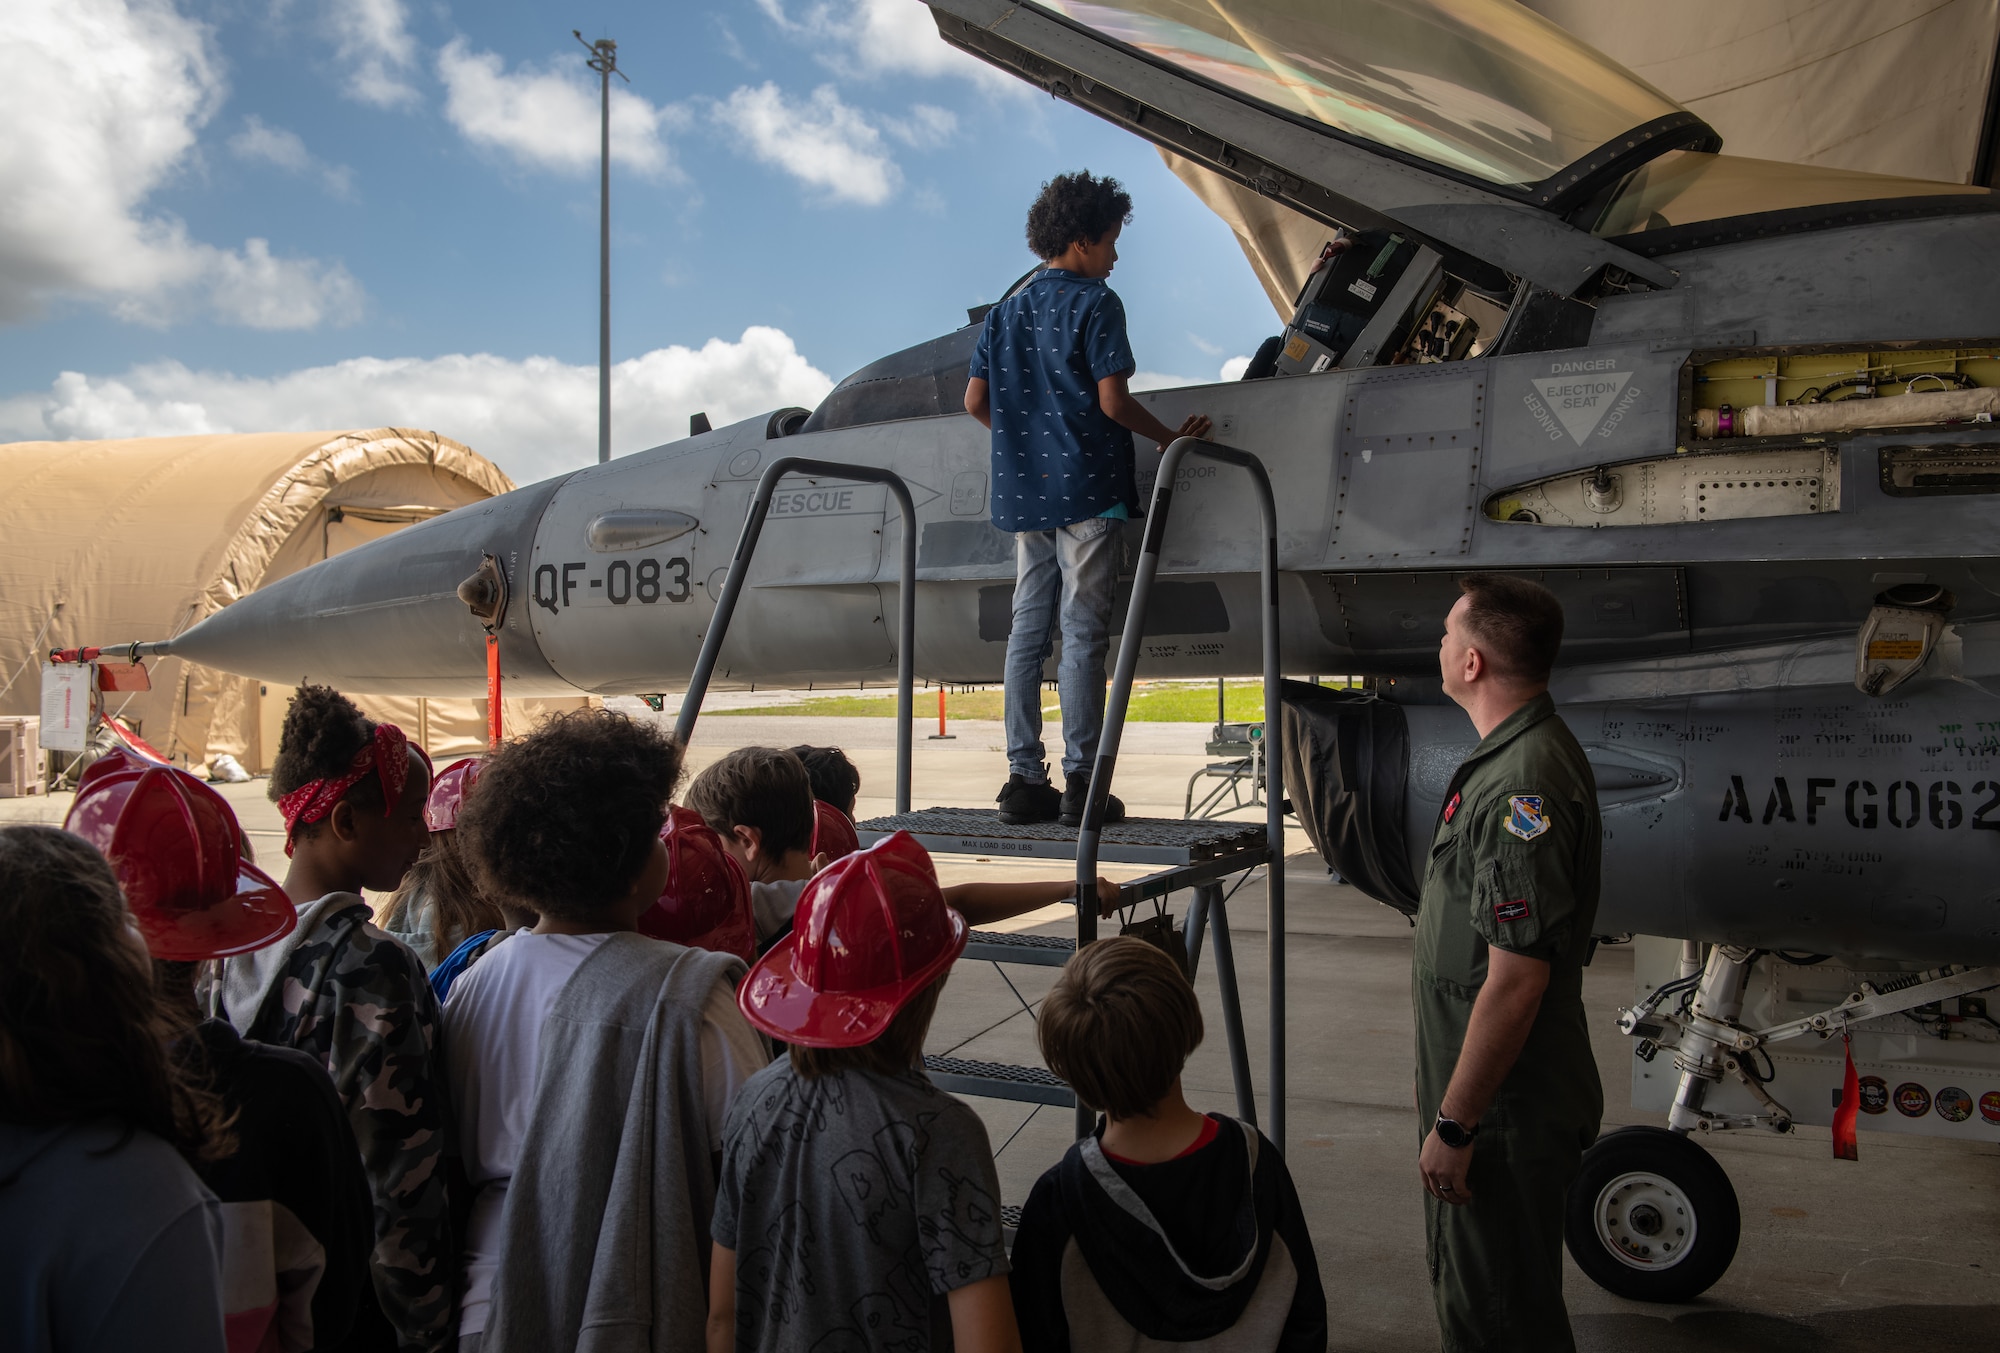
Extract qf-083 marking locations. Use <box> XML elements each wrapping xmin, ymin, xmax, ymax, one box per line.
<box><xmin>534</xmin><ymin>557</ymin><xmax>692</xmax><ymax>612</ymax></box>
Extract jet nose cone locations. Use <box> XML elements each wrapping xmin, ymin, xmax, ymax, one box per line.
<box><xmin>167</xmin><ymin>476</ymin><xmax>574</xmax><ymax>697</ymax></box>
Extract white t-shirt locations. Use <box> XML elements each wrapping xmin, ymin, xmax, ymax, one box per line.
<box><xmin>751</xmin><ymin>877</ymin><xmax>809</xmax><ymax>946</ymax></box>
<box><xmin>443</xmin><ymin>930</ymin><xmax>768</xmax><ymax>1336</ymax></box>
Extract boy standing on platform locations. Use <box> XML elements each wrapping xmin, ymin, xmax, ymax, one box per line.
<box><xmin>966</xmin><ymin>170</ymin><xmax>1211</xmax><ymax>826</ymax></box>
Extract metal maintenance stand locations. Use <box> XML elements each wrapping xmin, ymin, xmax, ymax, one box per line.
<box><xmin>859</xmin><ymin>438</ymin><xmax>1289</xmax><ymax>1150</ymax></box>
<box><xmin>678</xmin><ymin>443</ymin><xmax>1288</xmax><ymax>1152</ymax></box>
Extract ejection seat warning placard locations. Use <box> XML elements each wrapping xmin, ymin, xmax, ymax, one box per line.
<box><xmin>40</xmin><ymin>663</ymin><xmax>90</xmax><ymax>752</ymax></box>
<box><xmin>1525</xmin><ymin>357</ymin><xmax>1641</xmax><ymax>444</ymax></box>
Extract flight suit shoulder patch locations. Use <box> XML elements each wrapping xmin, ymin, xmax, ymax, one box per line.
<box><xmin>1503</xmin><ymin>793</ymin><xmax>1550</xmax><ymax>841</ymax></box>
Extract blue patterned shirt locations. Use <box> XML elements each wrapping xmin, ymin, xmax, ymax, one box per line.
<box><xmin>970</xmin><ymin>269</ymin><xmax>1138</xmax><ymax>532</ymax></box>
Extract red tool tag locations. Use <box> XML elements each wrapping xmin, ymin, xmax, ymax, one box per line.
<box><xmin>1443</xmin><ymin>792</ymin><xmax>1461</xmax><ymax>823</ymax></box>
<box><xmin>1832</xmin><ymin>1033</ymin><xmax>1860</xmax><ymax>1161</ymax></box>
<box><xmin>485</xmin><ymin>633</ymin><xmax>503</xmax><ymax>748</ymax></box>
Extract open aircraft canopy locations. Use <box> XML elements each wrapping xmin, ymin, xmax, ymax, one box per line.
<box><xmin>1036</xmin><ymin>0</ymin><xmax>1686</xmax><ymax>189</ymax></box>
<box><xmin>929</xmin><ymin>1</ymin><xmax>1995</xmax><ymax>301</ymax></box>
<box><xmin>928</xmin><ymin>0</ymin><xmax>1711</xmax><ymax>295</ymax></box>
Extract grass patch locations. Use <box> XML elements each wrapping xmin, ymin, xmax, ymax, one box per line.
<box><xmin>713</xmin><ymin>680</ymin><xmax>1285</xmax><ymax>722</ymax></box>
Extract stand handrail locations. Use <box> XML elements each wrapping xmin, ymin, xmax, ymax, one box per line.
<box><xmin>675</xmin><ymin>458</ymin><xmax>917</xmax><ymax>814</ymax></box>
<box><xmin>1074</xmin><ymin>437</ymin><xmax>1287</xmax><ymax>1150</ymax></box>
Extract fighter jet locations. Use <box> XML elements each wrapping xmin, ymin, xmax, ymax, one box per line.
<box><xmin>99</xmin><ymin>0</ymin><xmax>2000</xmax><ymax>1301</ymax></box>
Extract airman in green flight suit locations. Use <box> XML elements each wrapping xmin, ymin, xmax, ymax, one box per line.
<box><xmin>1414</xmin><ymin>574</ymin><xmax>1603</xmax><ymax>1353</ymax></box>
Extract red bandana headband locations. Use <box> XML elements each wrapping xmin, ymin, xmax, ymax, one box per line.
<box><xmin>277</xmin><ymin>723</ymin><xmax>431</xmax><ymax>856</ymax></box>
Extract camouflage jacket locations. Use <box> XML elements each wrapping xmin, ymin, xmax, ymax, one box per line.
<box><xmin>222</xmin><ymin>893</ymin><xmax>457</xmax><ymax>1353</ymax></box>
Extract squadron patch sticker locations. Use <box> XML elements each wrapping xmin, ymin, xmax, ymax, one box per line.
<box><xmin>1857</xmin><ymin>1076</ymin><xmax>1890</xmax><ymax>1114</ymax></box>
<box><xmin>1980</xmin><ymin>1090</ymin><xmax>2000</xmax><ymax>1124</ymax></box>
<box><xmin>1493</xmin><ymin>899</ymin><xmax>1531</xmax><ymax>923</ymax></box>
<box><xmin>1935</xmin><ymin>1087</ymin><xmax>1973</xmax><ymax>1122</ymax></box>
<box><xmin>1893</xmin><ymin>1082</ymin><xmax>1931</xmax><ymax>1118</ymax></box>
<box><xmin>1505</xmin><ymin>795</ymin><xmax>1550</xmax><ymax>841</ymax></box>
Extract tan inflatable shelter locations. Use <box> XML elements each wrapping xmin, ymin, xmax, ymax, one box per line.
<box><xmin>1171</xmin><ymin>0</ymin><xmax>2000</xmax><ymax>318</ymax></box>
<box><xmin>0</xmin><ymin>428</ymin><xmax>584</xmax><ymax>772</ymax></box>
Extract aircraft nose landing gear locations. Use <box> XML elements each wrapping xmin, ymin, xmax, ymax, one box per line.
<box><xmin>1565</xmin><ymin>1126</ymin><xmax>1740</xmax><ymax>1301</ymax></box>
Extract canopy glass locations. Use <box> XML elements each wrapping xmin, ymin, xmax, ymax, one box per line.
<box><xmin>1035</xmin><ymin>0</ymin><xmax>1684</xmax><ymax>187</ymax></box>
<box><xmin>1591</xmin><ymin>152</ymin><xmax>1989</xmax><ymax>238</ymax></box>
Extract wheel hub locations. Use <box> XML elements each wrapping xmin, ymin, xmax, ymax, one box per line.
<box><xmin>1594</xmin><ymin>1171</ymin><xmax>1697</xmax><ymax>1271</ymax></box>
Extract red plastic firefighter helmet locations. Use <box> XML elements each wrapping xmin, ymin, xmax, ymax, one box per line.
<box><xmin>738</xmin><ymin>830</ymin><xmax>965</xmax><ymax>1047</ymax></box>
<box><xmin>639</xmin><ymin>805</ymin><xmax>758</xmax><ymax>963</ymax></box>
<box><xmin>811</xmin><ymin>798</ymin><xmax>860</xmax><ymax>862</ymax></box>
<box><xmin>64</xmin><ymin>747</ymin><xmax>295</xmax><ymax>962</ymax></box>
<box><xmin>424</xmin><ymin>757</ymin><xmax>484</xmax><ymax>832</ymax></box>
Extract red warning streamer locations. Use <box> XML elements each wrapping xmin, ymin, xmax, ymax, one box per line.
<box><xmin>1832</xmin><ymin>1033</ymin><xmax>1860</xmax><ymax>1161</ymax></box>
<box><xmin>485</xmin><ymin>633</ymin><xmax>503</xmax><ymax>748</ymax></box>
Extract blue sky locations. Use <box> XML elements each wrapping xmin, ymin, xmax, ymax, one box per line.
<box><xmin>0</xmin><ymin>0</ymin><xmax>1279</xmax><ymax>484</ymax></box>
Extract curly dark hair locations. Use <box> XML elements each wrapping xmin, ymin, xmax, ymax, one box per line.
<box><xmin>268</xmin><ymin>685</ymin><xmax>382</xmax><ymax>840</ymax></box>
<box><xmin>456</xmin><ymin>709</ymin><xmax>683</xmax><ymax>921</ymax></box>
<box><xmin>0</xmin><ymin>826</ymin><xmax>233</xmax><ymax>1163</ymax></box>
<box><xmin>788</xmin><ymin>744</ymin><xmax>861</xmax><ymax>817</ymax></box>
<box><xmin>1025</xmin><ymin>170</ymin><xmax>1132</xmax><ymax>261</ymax></box>
<box><xmin>684</xmin><ymin>746</ymin><xmax>815</xmax><ymax>859</ymax></box>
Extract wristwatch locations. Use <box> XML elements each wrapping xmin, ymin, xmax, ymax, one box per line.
<box><xmin>1434</xmin><ymin>1115</ymin><xmax>1480</xmax><ymax>1149</ymax></box>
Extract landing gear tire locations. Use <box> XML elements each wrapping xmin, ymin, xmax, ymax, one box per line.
<box><xmin>1564</xmin><ymin>1126</ymin><xmax>1739</xmax><ymax>1302</ymax></box>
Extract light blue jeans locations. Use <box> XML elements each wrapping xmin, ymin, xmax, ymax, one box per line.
<box><xmin>1004</xmin><ymin>516</ymin><xmax>1122</xmax><ymax>782</ymax></box>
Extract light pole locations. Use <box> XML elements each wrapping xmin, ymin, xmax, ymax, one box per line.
<box><xmin>574</xmin><ymin>31</ymin><xmax>626</xmax><ymax>464</ymax></box>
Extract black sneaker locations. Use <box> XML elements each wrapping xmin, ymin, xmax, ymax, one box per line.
<box><xmin>1059</xmin><ymin>771</ymin><xmax>1125</xmax><ymax>828</ymax></box>
<box><xmin>996</xmin><ymin>774</ymin><xmax>1062</xmax><ymax>824</ymax></box>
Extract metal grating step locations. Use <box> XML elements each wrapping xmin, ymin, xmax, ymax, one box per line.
<box><xmin>964</xmin><ymin>929</ymin><xmax>1076</xmax><ymax>967</ymax></box>
<box><xmin>924</xmin><ymin>1054</ymin><xmax>1075</xmax><ymax>1107</ymax></box>
<box><xmin>860</xmin><ymin>807</ymin><xmax>1264</xmax><ymax>865</ymax></box>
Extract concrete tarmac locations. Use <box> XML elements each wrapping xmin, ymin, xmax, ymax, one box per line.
<box><xmin>8</xmin><ymin>706</ymin><xmax>1996</xmax><ymax>1351</ymax></box>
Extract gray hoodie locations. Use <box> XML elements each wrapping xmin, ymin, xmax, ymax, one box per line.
<box><xmin>0</xmin><ymin>1120</ymin><xmax>226</xmax><ymax>1353</ymax></box>
<box><xmin>484</xmin><ymin>932</ymin><xmax>746</xmax><ymax>1353</ymax></box>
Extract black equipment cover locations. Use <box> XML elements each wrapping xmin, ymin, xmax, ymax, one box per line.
<box><xmin>1279</xmin><ymin>681</ymin><xmax>1420</xmax><ymax>916</ymax></box>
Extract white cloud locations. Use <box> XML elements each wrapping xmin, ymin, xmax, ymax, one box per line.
<box><xmin>715</xmin><ymin>83</ymin><xmax>900</xmax><ymax>205</ymax></box>
<box><xmin>437</xmin><ymin>38</ymin><xmax>681</xmax><ymax>177</ymax></box>
<box><xmin>1219</xmin><ymin>354</ymin><xmax>1252</xmax><ymax>381</ymax></box>
<box><xmin>755</xmin><ymin>0</ymin><xmax>1023</xmax><ymax>94</ymax></box>
<box><xmin>0</xmin><ymin>0</ymin><xmax>363</xmax><ymax>330</ymax></box>
<box><xmin>1129</xmin><ymin>371</ymin><xmax>1209</xmax><ymax>392</ymax></box>
<box><xmin>880</xmin><ymin>103</ymin><xmax>958</xmax><ymax>149</ymax></box>
<box><xmin>204</xmin><ymin>239</ymin><xmax>364</xmax><ymax>328</ymax></box>
<box><xmin>229</xmin><ymin>116</ymin><xmax>354</xmax><ymax>197</ymax></box>
<box><xmin>325</xmin><ymin>0</ymin><xmax>420</xmax><ymax>109</ymax></box>
<box><xmin>0</xmin><ymin>327</ymin><xmax>836</xmax><ymax>485</ymax></box>
<box><xmin>1186</xmin><ymin>332</ymin><xmax>1223</xmax><ymax>357</ymax></box>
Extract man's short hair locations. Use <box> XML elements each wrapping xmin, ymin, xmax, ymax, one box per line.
<box><xmin>1039</xmin><ymin>937</ymin><xmax>1203</xmax><ymax>1120</ymax></box>
<box><xmin>457</xmin><ymin>709</ymin><xmax>682</xmax><ymax>922</ymax></box>
<box><xmin>1458</xmin><ymin>573</ymin><xmax>1565</xmax><ymax>684</ymax></box>
<box><xmin>684</xmin><ymin>746</ymin><xmax>815</xmax><ymax>858</ymax></box>
<box><xmin>788</xmin><ymin>744</ymin><xmax>860</xmax><ymax>816</ymax></box>
<box><xmin>1026</xmin><ymin>170</ymin><xmax>1133</xmax><ymax>261</ymax></box>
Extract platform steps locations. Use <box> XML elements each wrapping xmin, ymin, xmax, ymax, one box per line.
<box><xmin>963</xmin><ymin>929</ymin><xmax>1076</xmax><ymax>967</ymax></box>
<box><xmin>923</xmin><ymin>1054</ymin><xmax>1075</xmax><ymax>1108</ymax></box>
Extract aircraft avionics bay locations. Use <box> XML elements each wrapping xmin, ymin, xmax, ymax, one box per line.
<box><xmin>94</xmin><ymin>0</ymin><xmax>2000</xmax><ymax>1307</ymax></box>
